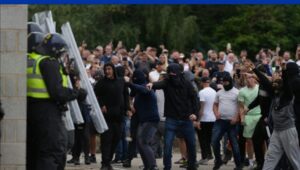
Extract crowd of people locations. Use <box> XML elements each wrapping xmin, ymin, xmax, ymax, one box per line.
<box><xmin>26</xmin><ymin>22</ymin><xmax>300</xmax><ymax>170</ymax></box>
<box><xmin>66</xmin><ymin>39</ymin><xmax>300</xmax><ymax>170</ymax></box>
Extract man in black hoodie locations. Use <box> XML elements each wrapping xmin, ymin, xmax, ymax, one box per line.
<box><xmin>248</xmin><ymin>63</ymin><xmax>300</xmax><ymax>169</ymax></box>
<box><xmin>94</xmin><ymin>63</ymin><xmax>130</xmax><ymax>170</ymax></box>
<box><xmin>147</xmin><ymin>63</ymin><xmax>199</xmax><ymax>170</ymax></box>
<box><xmin>285</xmin><ymin>62</ymin><xmax>300</xmax><ymax>146</ymax></box>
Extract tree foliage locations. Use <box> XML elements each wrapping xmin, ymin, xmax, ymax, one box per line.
<box><xmin>29</xmin><ymin>5</ymin><xmax>300</xmax><ymax>59</ymax></box>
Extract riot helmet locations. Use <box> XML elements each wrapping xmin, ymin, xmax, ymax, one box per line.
<box><xmin>40</xmin><ymin>33</ymin><xmax>68</xmax><ymax>58</ymax></box>
<box><xmin>27</xmin><ymin>32</ymin><xmax>44</xmax><ymax>53</ymax></box>
<box><xmin>27</xmin><ymin>22</ymin><xmax>43</xmax><ymax>34</ymax></box>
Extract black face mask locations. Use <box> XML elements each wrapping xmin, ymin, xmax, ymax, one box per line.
<box><xmin>223</xmin><ymin>82</ymin><xmax>233</xmax><ymax>91</ymax></box>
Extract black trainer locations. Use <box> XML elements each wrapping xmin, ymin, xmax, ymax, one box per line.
<box><xmin>90</xmin><ymin>154</ymin><xmax>97</xmax><ymax>163</ymax></box>
<box><xmin>233</xmin><ymin>165</ymin><xmax>243</xmax><ymax>170</ymax></box>
<box><xmin>207</xmin><ymin>154</ymin><xmax>214</xmax><ymax>160</ymax></box>
<box><xmin>122</xmin><ymin>159</ymin><xmax>131</xmax><ymax>168</ymax></box>
<box><xmin>100</xmin><ymin>165</ymin><xmax>109</xmax><ymax>170</ymax></box>
<box><xmin>73</xmin><ymin>158</ymin><xmax>80</xmax><ymax>165</ymax></box>
<box><xmin>213</xmin><ymin>161</ymin><xmax>223</xmax><ymax>170</ymax></box>
<box><xmin>85</xmin><ymin>156</ymin><xmax>91</xmax><ymax>165</ymax></box>
<box><xmin>111</xmin><ymin>159</ymin><xmax>123</xmax><ymax>164</ymax></box>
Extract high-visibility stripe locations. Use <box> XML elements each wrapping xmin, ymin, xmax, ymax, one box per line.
<box><xmin>27</xmin><ymin>87</ymin><xmax>48</xmax><ymax>93</ymax></box>
<box><xmin>27</xmin><ymin>74</ymin><xmax>43</xmax><ymax>79</ymax></box>
<box><xmin>27</xmin><ymin>58</ymin><xmax>35</xmax><ymax>67</ymax></box>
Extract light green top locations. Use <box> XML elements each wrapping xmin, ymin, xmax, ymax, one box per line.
<box><xmin>238</xmin><ymin>84</ymin><xmax>261</xmax><ymax>138</ymax></box>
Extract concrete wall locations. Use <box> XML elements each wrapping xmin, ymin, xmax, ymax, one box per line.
<box><xmin>0</xmin><ymin>5</ymin><xmax>28</xmax><ymax>170</ymax></box>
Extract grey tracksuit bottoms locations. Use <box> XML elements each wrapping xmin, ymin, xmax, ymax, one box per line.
<box><xmin>263</xmin><ymin>127</ymin><xmax>300</xmax><ymax>170</ymax></box>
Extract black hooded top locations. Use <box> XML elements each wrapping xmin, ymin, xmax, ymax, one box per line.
<box><xmin>286</xmin><ymin>62</ymin><xmax>300</xmax><ymax>103</ymax></box>
<box><xmin>94</xmin><ymin>63</ymin><xmax>129</xmax><ymax>123</ymax></box>
<box><xmin>151</xmin><ymin>63</ymin><xmax>200</xmax><ymax>120</ymax></box>
<box><xmin>285</xmin><ymin>62</ymin><xmax>300</xmax><ymax>121</ymax></box>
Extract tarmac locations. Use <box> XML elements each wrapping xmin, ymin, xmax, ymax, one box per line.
<box><xmin>66</xmin><ymin>153</ymin><xmax>240</xmax><ymax>170</ymax></box>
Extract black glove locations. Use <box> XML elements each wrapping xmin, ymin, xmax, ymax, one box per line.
<box><xmin>68</xmin><ymin>88</ymin><xmax>80</xmax><ymax>101</ymax></box>
<box><xmin>77</xmin><ymin>88</ymin><xmax>88</xmax><ymax>102</ymax></box>
<box><xmin>57</xmin><ymin>103</ymin><xmax>68</xmax><ymax>112</ymax></box>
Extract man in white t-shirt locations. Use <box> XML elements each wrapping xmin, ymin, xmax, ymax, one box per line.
<box><xmin>211</xmin><ymin>75</ymin><xmax>242</xmax><ymax>170</ymax></box>
<box><xmin>196</xmin><ymin>77</ymin><xmax>216</xmax><ymax>165</ymax></box>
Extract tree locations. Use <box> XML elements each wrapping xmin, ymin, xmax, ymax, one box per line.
<box><xmin>29</xmin><ymin>5</ymin><xmax>300</xmax><ymax>59</ymax></box>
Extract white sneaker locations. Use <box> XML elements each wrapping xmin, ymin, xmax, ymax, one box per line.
<box><xmin>249</xmin><ymin>159</ymin><xmax>255</xmax><ymax>169</ymax></box>
<box><xmin>197</xmin><ymin>159</ymin><xmax>209</xmax><ymax>165</ymax></box>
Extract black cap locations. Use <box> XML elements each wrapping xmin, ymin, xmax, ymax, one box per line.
<box><xmin>201</xmin><ymin>77</ymin><xmax>210</xmax><ymax>83</ymax></box>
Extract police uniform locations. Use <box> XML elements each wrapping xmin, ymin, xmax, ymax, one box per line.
<box><xmin>27</xmin><ymin>52</ymin><xmax>78</xmax><ymax>170</ymax></box>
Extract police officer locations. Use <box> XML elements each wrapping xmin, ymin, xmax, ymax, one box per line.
<box><xmin>27</xmin><ymin>31</ymin><xmax>79</xmax><ymax>170</ymax></box>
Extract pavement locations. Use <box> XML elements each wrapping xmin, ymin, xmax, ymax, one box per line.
<box><xmin>65</xmin><ymin>153</ymin><xmax>240</xmax><ymax>170</ymax></box>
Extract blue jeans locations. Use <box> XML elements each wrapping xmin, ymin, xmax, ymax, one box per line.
<box><xmin>163</xmin><ymin>118</ymin><xmax>196</xmax><ymax>170</ymax></box>
<box><xmin>211</xmin><ymin>119</ymin><xmax>241</xmax><ymax>167</ymax></box>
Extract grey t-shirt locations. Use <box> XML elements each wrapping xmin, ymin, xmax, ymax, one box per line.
<box><xmin>215</xmin><ymin>87</ymin><xmax>239</xmax><ymax>120</ymax></box>
<box><xmin>271</xmin><ymin>97</ymin><xmax>295</xmax><ymax>131</ymax></box>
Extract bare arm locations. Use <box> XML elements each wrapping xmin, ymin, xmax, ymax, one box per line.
<box><xmin>213</xmin><ymin>102</ymin><xmax>220</xmax><ymax>120</ymax></box>
<box><xmin>147</xmin><ymin>55</ymin><xmax>156</xmax><ymax>63</ymax></box>
<box><xmin>199</xmin><ymin>101</ymin><xmax>205</xmax><ymax>119</ymax></box>
<box><xmin>238</xmin><ymin>101</ymin><xmax>246</xmax><ymax>124</ymax></box>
